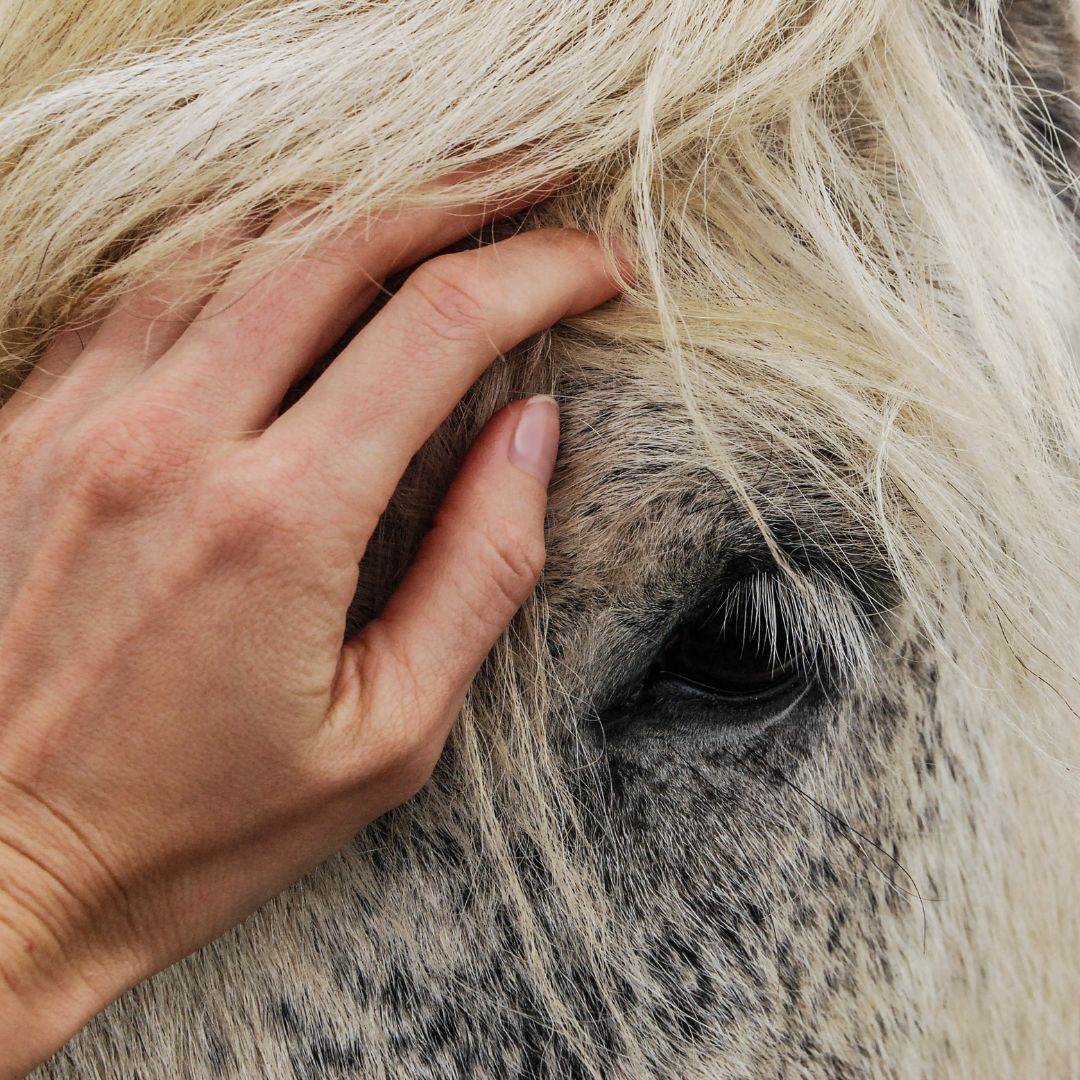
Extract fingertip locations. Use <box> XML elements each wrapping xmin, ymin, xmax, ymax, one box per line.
<box><xmin>608</xmin><ymin>235</ymin><xmax>639</xmax><ymax>286</ymax></box>
<box><xmin>565</xmin><ymin>230</ymin><xmax>635</xmax><ymax>304</ymax></box>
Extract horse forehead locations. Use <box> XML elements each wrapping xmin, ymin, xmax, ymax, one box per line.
<box><xmin>546</xmin><ymin>379</ymin><xmax>878</xmax><ymax>579</ymax></box>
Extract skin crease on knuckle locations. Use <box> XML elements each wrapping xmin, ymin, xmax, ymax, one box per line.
<box><xmin>52</xmin><ymin>403</ymin><xmax>203</xmax><ymax>514</ymax></box>
<box><xmin>400</xmin><ymin>254</ymin><xmax>498</xmax><ymax>346</ymax></box>
<box><xmin>326</xmin><ymin>636</ymin><xmax>445</xmax><ymax>805</ymax></box>
<box><xmin>198</xmin><ymin>453</ymin><xmax>314</xmax><ymax>556</ymax></box>
<box><xmin>0</xmin><ymin>0</ymin><xmax>1079</xmax><ymax>1078</ymax></box>
<box><xmin>467</xmin><ymin>516</ymin><xmax>546</xmax><ymax>627</ymax></box>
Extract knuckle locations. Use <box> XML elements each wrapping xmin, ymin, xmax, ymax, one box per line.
<box><xmin>382</xmin><ymin>721</ymin><xmax>441</xmax><ymax>799</ymax></box>
<box><xmin>368</xmin><ymin>636</ymin><xmax>447</xmax><ymax>789</ymax></box>
<box><xmin>404</xmin><ymin>255</ymin><xmax>493</xmax><ymax>342</ymax></box>
<box><xmin>54</xmin><ymin>404</ymin><xmax>196</xmax><ymax>511</ymax></box>
<box><xmin>199</xmin><ymin>449</ymin><xmax>307</xmax><ymax>544</ymax></box>
<box><xmin>475</xmin><ymin>517</ymin><xmax>546</xmax><ymax>614</ymax></box>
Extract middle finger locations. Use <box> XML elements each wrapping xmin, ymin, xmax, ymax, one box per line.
<box><xmin>146</xmin><ymin>170</ymin><xmax>570</xmax><ymax>428</ymax></box>
<box><xmin>256</xmin><ymin>227</ymin><xmax>623</xmax><ymax>547</ymax></box>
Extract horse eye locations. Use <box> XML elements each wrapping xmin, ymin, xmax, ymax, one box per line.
<box><xmin>654</xmin><ymin>603</ymin><xmax>803</xmax><ymax>701</ymax></box>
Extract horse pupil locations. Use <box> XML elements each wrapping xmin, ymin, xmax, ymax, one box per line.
<box><xmin>662</xmin><ymin>608</ymin><xmax>798</xmax><ymax>696</ymax></box>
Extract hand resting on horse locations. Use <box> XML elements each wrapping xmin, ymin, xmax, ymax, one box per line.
<box><xmin>0</xmin><ymin>176</ymin><xmax>626</xmax><ymax>1078</ymax></box>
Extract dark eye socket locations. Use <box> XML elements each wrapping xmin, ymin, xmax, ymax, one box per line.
<box><xmin>653</xmin><ymin>599</ymin><xmax>803</xmax><ymax>702</ymax></box>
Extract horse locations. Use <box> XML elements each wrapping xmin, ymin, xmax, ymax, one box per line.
<box><xmin>2</xmin><ymin>0</ymin><xmax>1078</xmax><ymax>1075</ymax></box>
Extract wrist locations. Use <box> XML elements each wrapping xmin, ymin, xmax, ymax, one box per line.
<box><xmin>0</xmin><ymin>881</ymin><xmax>144</xmax><ymax>1079</ymax></box>
<box><xmin>0</xmin><ymin>921</ymin><xmax>102</xmax><ymax>1080</ymax></box>
<box><xmin>0</xmin><ymin>816</ymin><xmax>147</xmax><ymax>1079</ymax></box>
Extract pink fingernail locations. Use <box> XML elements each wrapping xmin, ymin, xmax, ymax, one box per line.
<box><xmin>509</xmin><ymin>395</ymin><xmax>560</xmax><ymax>484</ymax></box>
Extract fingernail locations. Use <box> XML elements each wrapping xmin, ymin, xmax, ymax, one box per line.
<box><xmin>509</xmin><ymin>395</ymin><xmax>560</xmax><ymax>484</ymax></box>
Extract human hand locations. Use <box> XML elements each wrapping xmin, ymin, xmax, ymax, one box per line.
<box><xmin>0</xmin><ymin>176</ymin><xmax>624</xmax><ymax>1077</ymax></box>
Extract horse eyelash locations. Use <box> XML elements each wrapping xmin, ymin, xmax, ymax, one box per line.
<box><xmin>714</xmin><ymin>571</ymin><xmax>875</xmax><ymax>688</ymax></box>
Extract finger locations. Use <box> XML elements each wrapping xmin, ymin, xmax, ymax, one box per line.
<box><xmin>4</xmin><ymin>326</ymin><xmax>96</xmax><ymax>416</ymax></box>
<box><xmin>328</xmin><ymin>396</ymin><xmax>558</xmax><ymax>781</ymax></box>
<box><xmin>149</xmin><ymin>166</ymin><xmax>572</xmax><ymax>425</ymax></box>
<box><xmin>2</xmin><ymin>222</ymin><xmax>254</xmax><ymax>425</ymax></box>
<box><xmin>70</xmin><ymin>220</ymin><xmax>260</xmax><ymax>385</ymax></box>
<box><xmin>0</xmin><ymin>316</ymin><xmax>116</xmax><ymax>434</ymax></box>
<box><xmin>261</xmin><ymin>228</ymin><xmax>621</xmax><ymax>545</ymax></box>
